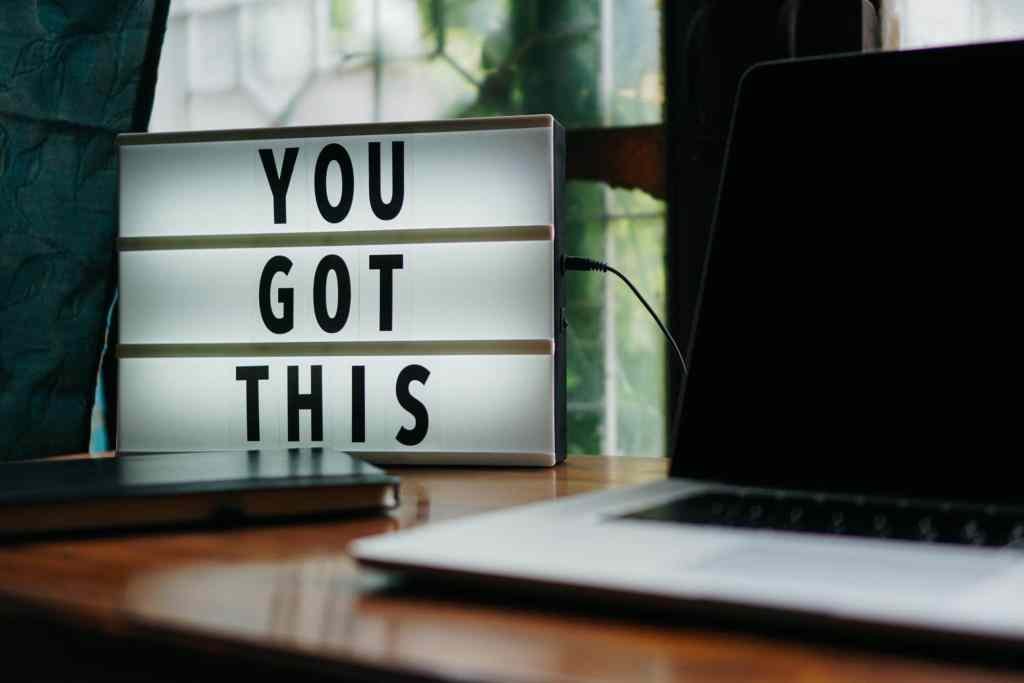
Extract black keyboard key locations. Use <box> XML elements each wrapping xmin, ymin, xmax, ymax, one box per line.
<box><xmin>620</xmin><ymin>492</ymin><xmax>1024</xmax><ymax>548</ymax></box>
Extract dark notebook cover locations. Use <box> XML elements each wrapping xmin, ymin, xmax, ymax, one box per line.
<box><xmin>0</xmin><ymin>449</ymin><xmax>398</xmax><ymax>537</ymax></box>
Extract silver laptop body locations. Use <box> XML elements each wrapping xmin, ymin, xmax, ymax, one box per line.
<box><xmin>352</xmin><ymin>41</ymin><xmax>1024</xmax><ymax>645</ymax></box>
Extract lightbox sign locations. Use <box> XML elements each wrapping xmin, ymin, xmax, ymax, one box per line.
<box><xmin>116</xmin><ymin>116</ymin><xmax>566</xmax><ymax>466</ymax></box>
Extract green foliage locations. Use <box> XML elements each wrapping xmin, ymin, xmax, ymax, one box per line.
<box><xmin>330</xmin><ymin>0</ymin><xmax>355</xmax><ymax>29</ymax></box>
<box><xmin>383</xmin><ymin>0</ymin><xmax>667</xmax><ymax>455</ymax></box>
<box><xmin>443</xmin><ymin>0</ymin><xmax>666</xmax><ymax>455</ymax></box>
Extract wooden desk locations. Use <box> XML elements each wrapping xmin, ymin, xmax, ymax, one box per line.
<box><xmin>0</xmin><ymin>456</ymin><xmax>1019</xmax><ymax>682</ymax></box>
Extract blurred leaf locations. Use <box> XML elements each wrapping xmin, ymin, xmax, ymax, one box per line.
<box><xmin>481</xmin><ymin>30</ymin><xmax>510</xmax><ymax>71</ymax></box>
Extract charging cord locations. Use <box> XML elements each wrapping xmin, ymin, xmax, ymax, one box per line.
<box><xmin>562</xmin><ymin>256</ymin><xmax>688</xmax><ymax>376</ymax></box>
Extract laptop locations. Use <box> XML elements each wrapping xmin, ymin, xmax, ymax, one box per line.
<box><xmin>351</xmin><ymin>40</ymin><xmax>1024</xmax><ymax>644</ymax></box>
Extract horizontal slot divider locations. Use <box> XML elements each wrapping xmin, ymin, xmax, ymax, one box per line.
<box><xmin>118</xmin><ymin>339</ymin><xmax>554</xmax><ymax>358</ymax></box>
<box><xmin>118</xmin><ymin>225</ymin><xmax>553</xmax><ymax>251</ymax></box>
<box><xmin>117</xmin><ymin>114</ymin><xmax>553</xmax><ymax>146</ymax></box>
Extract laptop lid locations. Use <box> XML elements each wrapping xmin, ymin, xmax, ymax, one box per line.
<box><xmin>672</xmin><ymin>40</ymin><xmax>1024</xmax><ymax>502</ymax></box>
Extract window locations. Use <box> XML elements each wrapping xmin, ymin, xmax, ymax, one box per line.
<box><xmin>882</xmin><ymin>0</ymin><xmax>1024</xmax><ymax>49</ymax></box>
<box><xmin>143</xmin><ymin>0</ymin><xmax>667</xmax><ymax>456</ymax></box>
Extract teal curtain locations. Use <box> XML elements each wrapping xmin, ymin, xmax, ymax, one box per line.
<box><xmin>0</xmin><ymin>1</ymin><xmax>168</xmax><ymax>461</ymax></box>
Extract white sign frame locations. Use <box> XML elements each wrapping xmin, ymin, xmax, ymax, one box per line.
<box><xmin>116</xmin><ymin>115</ymin><xmax>566</xmax><ymax>466</ymax></box>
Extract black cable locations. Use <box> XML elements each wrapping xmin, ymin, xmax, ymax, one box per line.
<box><xmin>563</xmin><ymin>256</ymin><xmax>688</xmax><ymax>376</ymax></box>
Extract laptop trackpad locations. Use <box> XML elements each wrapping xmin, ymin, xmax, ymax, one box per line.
<box><xmin>693</xmin><ymin>540</ymin><xmax>1007</xmax><ymax>598</ymax></box>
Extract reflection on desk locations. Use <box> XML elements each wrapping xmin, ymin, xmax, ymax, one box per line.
<box><xmin>1</xmin><ymin>456</ymin><xmax>1020</xmax><ymax>683</ymax></box>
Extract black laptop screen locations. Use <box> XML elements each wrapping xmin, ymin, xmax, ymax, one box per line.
<box><xmin>673</xmin><ymin>42</ymin><xmax>1024</xmax><ymax>501</ymax></box>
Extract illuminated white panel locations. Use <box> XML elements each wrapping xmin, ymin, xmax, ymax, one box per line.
<box><xmin>119</xmin><ymin>241</ymin><xmax>553</xmax><ymax>344</ymax></box>
<box><xmin>116</xmin><ymin>117</ymin><xmax>565</xmax><ymax>467</ymax></box>
<box><xmin>117</xmin><ymin>355</ymin><xmax>556</xmax><ymax>463</ymax></box>
<box><xmin>119</xmin><ymin>126</ymin><xmax>554</xmax><ymax>237</ymax></box>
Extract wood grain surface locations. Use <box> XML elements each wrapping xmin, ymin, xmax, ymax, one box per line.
<box><xmin>0</xmin><ymin>455</ymin><xmax>1020</xmax><ymax>682</ymax></box>
<box><xmin>566</xmin><ymin>125</ymin><xmax>665</xmax><ymax>198</ymax></box>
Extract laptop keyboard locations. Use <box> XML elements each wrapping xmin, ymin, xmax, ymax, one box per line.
<box><xmin>621</xmin><ymin>492</ymin><xmax>1024</xmax><ymax>548</ymax></box>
